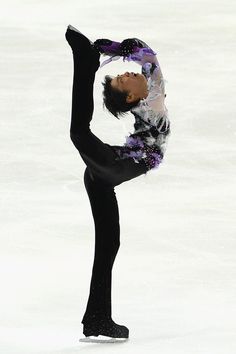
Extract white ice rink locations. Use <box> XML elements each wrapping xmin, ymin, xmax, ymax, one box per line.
<box><xmin>0</xmin><ymin>0</ymin><xmax>236</xmax><ymax>353</ymax></box>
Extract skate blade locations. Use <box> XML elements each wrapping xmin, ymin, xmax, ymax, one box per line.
<box><xmin>79</xmin><ymin>335</ymin><xmax>129</xmax><ymax>343</ymax></box>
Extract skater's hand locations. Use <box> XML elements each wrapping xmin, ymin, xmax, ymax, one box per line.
<box><xmin>120</xmin><ymin>38</ymin><xmax>149</xmax><ymax>56</ymax></box>
<box><xmin>93</xmin><ymin>39</ymin><xmax>113</xmax><ymax>54</ymax></box>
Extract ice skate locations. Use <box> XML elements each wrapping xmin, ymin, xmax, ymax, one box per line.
<box><xmin>65</xmin><ymin>24</ymin><xmax>95</xmax><ymax>53</ymax></box>
<box><xmin>79</xmin><ymin>318</ymin><xmax>129</xmax><ymax>343</ymax></box>
<box><xmin>65</xmin><ymin>24</ymin><xmax>100</xmax><ymax>71</ymax></box>
<box><xmin>66</xmin><ymin>24</ymin><xmax>93</xmax><ymax>45</ymax></box>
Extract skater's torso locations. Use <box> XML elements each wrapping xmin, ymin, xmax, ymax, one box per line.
<box><xmin>113</xmin><ymin>60</ymin><xmax>171</xmax><ymax>171</ymax></box>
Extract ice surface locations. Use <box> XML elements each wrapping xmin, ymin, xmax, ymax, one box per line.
<box><xmin>0</xmin><ymin>0</ymin><xmax>236</xmax><ymax>353</ymax></box>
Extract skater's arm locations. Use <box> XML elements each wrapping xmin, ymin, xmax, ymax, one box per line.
<box><xmin>123</xmin><ymin>39</ymin><xmax>168</xmax><ymax>127</ymax></box>
<box><xmin>93</xmin><ymin>37</ymin><xmax>157</xmax><ymax>65</ymax></box>
<box><xmin>94</xmin><ymin>37</ymin><xmax>163</xmax><ymax>88</ymax></box>
<box><xmin>131</xmin><ymin>40</ymin><xmax>166</xmax><ymax>115</ymax></box>
<box><xmin>94</xmin><ymin>36</ymin><xmax>166</xmax><ymax>116</ymax></box>
<box><xmin>142</xmin><ymin>60</ymin><xmax>166</xmax><ymax>115</ymax></box>
<box><xmin>124</xmin><ymin>38</ymin><xmax>164</xmax><ymax>91</ymax></box>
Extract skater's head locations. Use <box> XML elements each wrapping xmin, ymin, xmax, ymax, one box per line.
<box><xmin>102</xmin><ymin>72</ymin><xmax>148</xmax><ymax>119</ymax></box>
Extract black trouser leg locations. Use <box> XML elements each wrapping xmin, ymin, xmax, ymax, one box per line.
<box><xmin>81</xmin><ymin>167</ymin><xmax>120</xmax><ymax>324</ymax></box>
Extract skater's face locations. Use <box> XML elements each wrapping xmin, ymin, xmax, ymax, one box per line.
<box><xmin>111</xmin><ymin>72</ymin><xmax>148</xmax><ymax>103</ymax></box>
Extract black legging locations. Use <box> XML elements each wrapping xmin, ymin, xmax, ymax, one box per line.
<box><xmin>66</xmin><ymin>28</ymin><xmax>148</xmax><ymax>325</ymax></box>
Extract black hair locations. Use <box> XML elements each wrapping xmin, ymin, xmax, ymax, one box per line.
<box><xmin>102</xmin><ymin>75</ymin><xmax>140</xmax><ymax>119</ymax></box>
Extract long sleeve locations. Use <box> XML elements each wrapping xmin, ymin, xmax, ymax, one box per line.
<box><xmin>132</xmin><ymin>51</ymin><xmax>169</xmax><ymax>130</ymax></box>
<box><xmin>125</xmin><ymin>39</ymin><xmax>166</xmax><ymax>116</ymax></box>
<box><xmin>141</xmin><ymin>60</ymin><xmax>167</xmax><ymax>118</ymax></box>
<box><xmin>95</xmin><ymin>36</ymin><xmax>169</xmax><ymax>131</ymax></box>
<box><xmin>96</xmin><ymin>37</ymin><xmax>166</xmax><ymax>113</ymax></box>
<box><xmin>128</xmin><ymin>42</ymin><xmax>168</xmax><ymax>129</ymax></box>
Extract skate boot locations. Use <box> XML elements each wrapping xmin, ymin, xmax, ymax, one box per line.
<box><xmin>80</xmin><ymin>318</ymin><xmax>129</xmax><ymax>343</ymax></box>
<box><xmin>65</xmin><ymin>24</ymin><xmax>100</xmax><ymax>71</ymax></box>
<box><xmin>65</xmin><ymin>24</ymin><xmax>93</xmax><ymax>47</ymax></box>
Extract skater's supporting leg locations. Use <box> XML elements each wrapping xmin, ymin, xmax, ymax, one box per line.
<box><xmin>81</xmin><ymin>167</ymin><xmax>120</xmax><ymax>323</ymax></box>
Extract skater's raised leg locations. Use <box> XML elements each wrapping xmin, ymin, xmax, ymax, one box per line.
<box><xmin>65</xmin><ymin>26</ymin><xmax>148</xmax><ymax>187</ymax></box>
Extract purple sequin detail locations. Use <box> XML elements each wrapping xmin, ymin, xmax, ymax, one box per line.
<box><xmin>145</xmin><ymin>152</ymin><xmax>163</xmax><ymax>170</ymax></box>
<box><xmin>123</xmin><ymin>47</ymin><xmax>157</xmax><ymax>63</ymax></box>
<box><xmin>125</xmin><ymin>135</ymin><xmax>145</xmax><ymax>148</ymax></box>
<box><xmin>100</xmin><ymin>46</ymin><xmax>157</xmax><ymax>68</ymax></box>
<box><xmin>100</xmin><ymin>41</ymin><xmax>121</xmax><ymax>54</ymax></box>
<box><xmin>113</xmin><ymin>135</ymin><xmax>163</xmax><ymax>171</ymax></box>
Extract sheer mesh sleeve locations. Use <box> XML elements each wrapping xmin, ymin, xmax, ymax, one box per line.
<box><xmin>142</xmin><ymin>60</ymin><xmax>167</xmax><ymax>117</ymax></box>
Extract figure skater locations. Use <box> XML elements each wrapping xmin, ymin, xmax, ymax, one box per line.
<box><xmin>65</xmin><ymin>24</ymin><xmax>170</xmax><ymax>342</ymax></box>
